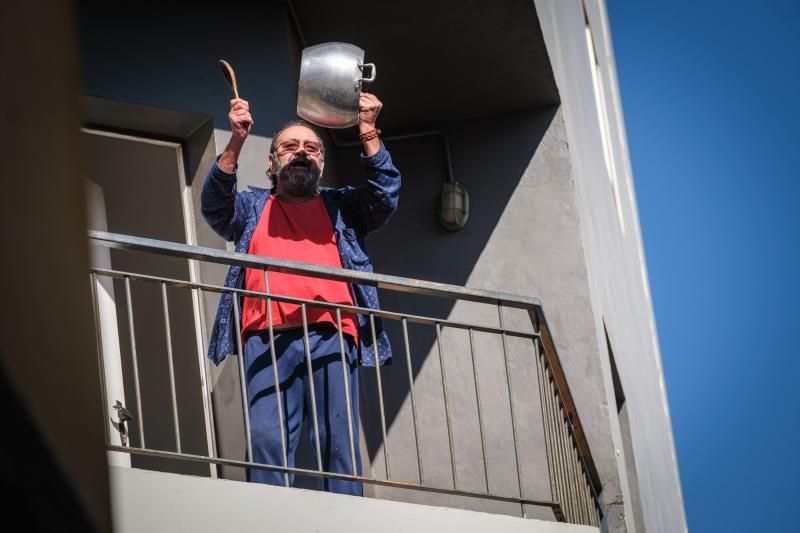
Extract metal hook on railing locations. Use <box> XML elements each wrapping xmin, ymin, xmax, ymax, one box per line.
<box><xmin>111</xmin><ymin>400</ymin><xmax>134</xmax><ymax>447</ymax></box>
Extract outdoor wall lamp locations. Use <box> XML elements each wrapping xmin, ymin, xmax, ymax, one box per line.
<box><xmin>438</xmin><ymin>180</ymin><xmax>469</xmax><ymax>231</ymax></box>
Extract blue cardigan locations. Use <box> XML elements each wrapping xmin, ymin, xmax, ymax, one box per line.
<box><xmin>201</xmin><ymin>143</ymin><xmax>401</xmax><ymax>367</ymax></box>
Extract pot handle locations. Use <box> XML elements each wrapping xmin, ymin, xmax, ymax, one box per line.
<box><xmin>359</xmin><ymin>63</ymin><xmax>377</xmax><ymax>83</ymax></box>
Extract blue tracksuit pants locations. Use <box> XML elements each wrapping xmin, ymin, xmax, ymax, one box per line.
<box><xmin>243</xmin><ymin>324</ymin><xmax>362</xmax><ymax>495</ymax></box>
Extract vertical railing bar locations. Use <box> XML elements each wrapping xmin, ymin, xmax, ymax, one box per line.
<box><xmin>569</xmin><ymin>411</ymin><xmax>584</xmax><ymax>525</ymax></box>
<box><xmin>497</xmin><ymin>304</ymin><xmax>525</xmax><ymax>517</ymax></box>
<box><xmin>550</xmin><ymin>381</ymin><xmax>568</xmax><ymax>522</ymax></box>
<box><xmin>590</xmin><ymin>461</ymin><xmax>600</xmax><ymax>526</ymax></box>
<box><xmin>468</xmin><ymin>328</ymin><xmax>490</xmax><ymax>493</ymax></box>
<box><xmin>557</xmin><ymin>394</ymin><xmax>576</xmax><ymax>523</ymax></box>
<box><xmin>263</xmin><ymin>269</ymin><xmax>289</xmax><ymax>487</ymax></box>
<box><xmin>161</xmin><ymin>282</ymin><xmax>182</xmax><ymax>453</ymax></box>
<box><xmin>533</xmin><ymin>337</ymin><xmax>556</xmax><ymax>504</ymax></box>
<box><xmin>301</xmin><ymin>304</ymin><xmax>324</xmax><ymax>472</ymax></box>
<box><xmin>547</xmin><ymin>371</ymin><xmax>568</xmax><ymax>521</ymax></box>
<box><xmin>564</xmin><ymin>407</ymin><xmax>602</xmax><ymax>514</ymax></box>
<box><xmin>570</xmin><ymin>415</ymin><xmax>588</xmax><ymax>525</ymax></box>
<box><xmin>90</xmin><ymin>273</ymin><xmax>111</xmax><ymax>447</ymax></box>
<box><xmin>554</xmin><ymin>379</ymin><xmax>573</xmax><ymax>522</ymax></box>
<box><xmin>581</xmin><ymin>446</ymin><xmax>594</xmax><ymax>525</ymax></box>
<box><xmin>544</xmin><ymin>369</ymin><xmax>563</xmax><ymax>519</ymax></box>
<box><xmin>574</xmin><ymin>458</ymin><xmax>585</xmax><ymax>523</ymax></box>
<box><xmin>336</xmin><ymin>308</ymin><xmax>358</xmax><ymax>476</ymax></box>
<box><xmin>538</xmin><ymin>348</ymin><xmax>559</xmax><ymax>514</ymax></box>
<box><xmin>579</xmin><ymin>446</ymin><xmax>592</xmax><ymax>525</ymax></box>
<box><xmin>559</xmin><ymin>402</ymin><xmax>578</xmax><ymax>523</ymax></box>
<box><xmin>194</xmin><ymin>287</ymin><xmax>219</xmax><ymax>468</ymax></box>
<box><xmin>568</xmin><ymin>427</ymin><xmax>586</xmax><ymax>525</ymax></box>
<box><xmin>558</xmin><ymin>399</ymin><xmax>575</xmax><ymax>523</ymax></box>
<box><xmin>402</xmin><ymin>317</ymin><xmax>424</xmax><ymax>485</ymax></box>
<box><xmin>578</xmin><ymin>437</ymin><xmax>592</xmax><ymax>525</ymax></box>
<box><xmin>593</xmin><ymin>477</ymin><xmax>601</xmax><ymax>526</ymax></box>
<box><xmin>586</xmin><ymin>469</ymin><xmax>600</xmax><ymax>525</ymax></box>
<box><xmin>557</xmin><ymin>401</ymin><xmax>574</xmax><ymax>523</ymax></box>
<box><xmin>231</xmin><ymin>293</ymin><xmax>254</xmax><ymax>462</ymax></box>
<box><xmin>572</xmin><ymin>437</ymin><xmax>586</xmax><ymax>525</ymax></box>
<box><xmin>370</xmin><ymin>313</ymin><xmax>391</xmax><ymax>480</ymax></box>
<box><xmin>435</xmin><ymin>322</ymin><xmax>458</xmax><ymax>490</ymax></box>
<box><xmin>124</xmin><ymin>276</ymin><xmax>146</xmax><ymax>448</ymax></box>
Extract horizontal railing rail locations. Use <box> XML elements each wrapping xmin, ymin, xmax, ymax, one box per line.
<box><xmin>90</xmin><ymin>266</ymin><xmax>540</xmax><ymax>340</ymax></box>
<box><xmin>89</xmin><ymin>230</ymin><xmax>541</xmax><ymax>309</ymax></box>
<box><xmin>88</xmin><ymin>230</ymin><xmax>602</xmax><ymax>526</ymax></box>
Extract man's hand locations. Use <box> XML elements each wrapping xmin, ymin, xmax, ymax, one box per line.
<box><xmin>229</xmin><ymin>98</ymin><xmax>253</xmax><ymax>141</ymax></box>
<box><xmin>358</xmin><ymin>93</ymin><xmax>382</xmax><ymax>131</ymax></box>
<box><xmin>218</xmin><ymin>98</ymin><xmax>253</xmax><ymax>174</ymax></box>
<box><xmin>359</xmin><ymin>93</ymin><xmax>383</xmax><ymax>157</ymax></box>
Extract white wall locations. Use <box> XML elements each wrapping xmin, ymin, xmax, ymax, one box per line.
<box><xmin>534</xmin><ymin>1</ymin><xmax>687</xmax><ymax>531</ymax></box>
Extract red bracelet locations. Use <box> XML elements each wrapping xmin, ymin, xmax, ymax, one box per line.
<box><xmin>359</xmin><ymin>128</ymin><xmax>381</xmax><ymax>141</ymax></box>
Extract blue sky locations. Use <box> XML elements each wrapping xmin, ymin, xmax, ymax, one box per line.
<box><xmin>606</xmin><ymin>1</ymin><xmax>799</xmax><ymax>531</ymax></box>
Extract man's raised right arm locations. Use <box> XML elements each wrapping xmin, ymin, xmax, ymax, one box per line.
<box><xmin>201</xmin><ymin>99</ymin><xmax>253</xmax><ymax>241</ymax></box>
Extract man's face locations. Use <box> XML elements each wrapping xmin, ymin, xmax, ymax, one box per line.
<box><xmin>268</xmin><ymin>125</ymin><xmax>325</xmax><ymax>196</ymax></box>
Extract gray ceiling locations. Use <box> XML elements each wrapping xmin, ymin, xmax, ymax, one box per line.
<box><xmin>290</xmin><ymin>0</ymin><xmax>560</xmax><ymax>133</ymax></box>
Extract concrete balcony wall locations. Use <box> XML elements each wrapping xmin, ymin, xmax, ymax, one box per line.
<box><xmin>1</xmin><ymin>1</ymin><xmax>111</xmax><ymax>530</ymax></box>
<box><xmin>110</xmin><ymin>466</ymin><xmax>597</xmax><ymax>533</ymax></box>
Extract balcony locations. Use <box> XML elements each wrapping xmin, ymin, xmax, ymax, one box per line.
<box><xmin>88</xmin><ymin>230</ymin><xmax>602</xmax><ymax>528</ymax></box>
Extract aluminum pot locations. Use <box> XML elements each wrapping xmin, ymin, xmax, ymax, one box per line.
<box><xmin>297</xmin><ymin>42</ymin><xmax>376</xmax><ymax>129</ymax></box>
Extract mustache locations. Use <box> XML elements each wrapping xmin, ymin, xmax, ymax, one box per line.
<box><xmin>275</xmin><ymin>156</ymin><xmax>321</xmax><ymax>195</ymax></box>
<box><xmin>273</xmin><ymin>155</ymin><xmax>320</xmax><ymax>174</ymax></box>
<box><xmin>289</xmin><ymin>157</ymin><xmax>314</xmax><ymax>169</ymax></box>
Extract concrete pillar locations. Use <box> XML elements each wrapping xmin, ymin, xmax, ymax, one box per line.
<box><xmin>0</xmin><ymin>2</ymin><xmax>112</xmax><ymax>531</ymax></box>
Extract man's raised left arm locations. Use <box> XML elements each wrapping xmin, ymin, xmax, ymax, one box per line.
<box><xmin>352</xmin><ymin>93</ymin><xmax>401</xmax><ymax>234</ymax></box>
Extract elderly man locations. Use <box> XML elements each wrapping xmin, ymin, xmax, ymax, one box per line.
<box><xmin>201</xmin><ymin>93</ymin><xmax>400</xmax><ymax>496</ymax></box>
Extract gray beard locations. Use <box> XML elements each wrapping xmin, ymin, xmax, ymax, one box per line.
<box><xmin>274</xmin><ymin>159</ymin><xmax>321</xmax><ymax>196</ymax></box>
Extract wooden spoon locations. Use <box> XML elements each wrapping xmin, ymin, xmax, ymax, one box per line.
<box><xmin>218</xmin><ymin>59</ymin><xmax>239</xmax><ymax>99</ymax></box>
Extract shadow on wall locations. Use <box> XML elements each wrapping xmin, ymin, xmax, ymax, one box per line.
<box><xmin>331</xmin><ymin>106</ymin><xmax>558</xmax><ymax>467</ymax></box>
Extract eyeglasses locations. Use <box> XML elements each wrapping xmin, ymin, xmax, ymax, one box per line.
<box><xmin>275</xmin><ymin>138</ymin><xmax>322</xmax><ymax>156</ymax></box>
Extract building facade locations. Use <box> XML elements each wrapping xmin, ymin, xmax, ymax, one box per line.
<box><xmin>1</xmin><ymin>1</ymin><xmax>685</xmax><ymax>532</ymax></box>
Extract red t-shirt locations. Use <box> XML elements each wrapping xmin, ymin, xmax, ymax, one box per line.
<box><xmin>241</xmin><ymin>195</ymin><xmax>358</xmax><ymax>342</ymax></box>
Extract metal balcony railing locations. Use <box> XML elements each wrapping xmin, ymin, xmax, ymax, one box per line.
<box><xmin>88</xmin><ymin>230</ymin><xmax>602</xmax><ymax>526</ymax></box>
